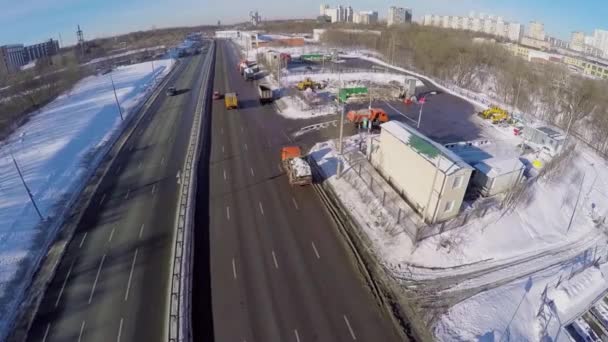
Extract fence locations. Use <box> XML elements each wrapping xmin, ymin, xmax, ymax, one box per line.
<box><xmin>167</xmin><ymin>41</ymin><xmax>214</xmax><ymax>342</ymax></box>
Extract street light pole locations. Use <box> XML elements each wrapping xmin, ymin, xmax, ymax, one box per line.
<box><xmin>337</xmin><ymin>72</ymin><xmax>345</xmax><ymax>178</ymax></box>
<box><xmin>417</xmin><ymin>101</ymin><xmax>425</xmax><ymax>129</ymax></box>
<box><xmin>110</xmin><ymin>73</ymin><xmax>124</xmax><ymax>121</ymax></box>
<box><xmin>12</xmin><ymin>154</ymin><xmax>44</xmax><ymax>221</ymax></box>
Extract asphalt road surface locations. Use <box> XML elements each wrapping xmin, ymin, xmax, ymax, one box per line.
<box><xmin>192</xmin><ymin>39</ymin><xmax>402</xmax><ymax>342</ymax></box>
<box><xmin>26</xmin><ymin>50</ymin><xmax>209</xmax><ymax>342</ymax></box>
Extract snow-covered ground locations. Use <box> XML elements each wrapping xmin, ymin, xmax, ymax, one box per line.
<box><xmin>0</xmin><ymin>58</ymin><xmax>174</xmax><ymax>337</ymax></box>
<box><xmin>282</xmin><ymin>72</ymin><xmax>424</xmax><ymax>89</ymax></box>
<box><xmin>310</xmin><ymin>133</ymin><xmax>608</xmax><ymax>341</ymax></box>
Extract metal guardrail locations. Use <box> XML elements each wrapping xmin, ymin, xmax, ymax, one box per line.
<box><xmin>168</xmin><ymin>41</ymin><xmax>215</xmax><ymax>342</ymax></box>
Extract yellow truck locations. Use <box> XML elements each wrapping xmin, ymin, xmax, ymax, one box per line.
<box><xmin>224</xmin><ymin>92</ymin><xmax>238</xmax><ymax>110</ymax></box>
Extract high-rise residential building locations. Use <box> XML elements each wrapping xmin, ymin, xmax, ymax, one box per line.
<box><xmin>593</xmin><ymin>29</ymin><xmax>608</xmax><ymax>57</ymax></box>
<box><xmin>507</xmin><ymin>23</ymin><xmax>523</xmax><ymax>43</ymax></box>
<box><xmin>24</xmin><ymin>39</ymin><xmax>60</xmax><ymax>63</ymax></box>
<box><xmin>527</xmin><ymin>21</ymin><xmax>545</xmax><ymax>41</ymax></box>
<box><xmin>570</xmin><ymin>31</ymin><xmax>585</xmax><ymax>52</ymax></box>
<box><xmin>0</xmin><ymin>44</ymin><xmax>26</xmax><ymax>72</ymax></box>
<box><xmin>387</xmin><ymin>6</ymin><xmax>412</xmax><ymax>26</ymax></box>
<box><xmin>320</xmin><ymin>4</ymin><xmax>330</xmax><ymax>16</ymax></box>
<box><xmin>422</xmin><ymin>12</ymin><xmax>523</xmax><ymax>43</ymax></box>
<box><xmin>346</xmin><ymin>6</ymin><xmax>354</xmax><ymax>23</ymax></box>
<box><xmin>354</xmin><ymin>11</ymin><xmax>378</xmax><ymax>25</ymax></box>
<box><xmin>585</xmin><ymin>35</ymin><xmax>595</xmax><ymax>46</ymax></box>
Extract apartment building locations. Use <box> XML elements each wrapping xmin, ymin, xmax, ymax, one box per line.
<box><xmin>354</xmin><ymin>11</ymin><xmax>378</xmax><ymax>25</ymax></box>
<box><xmin>387</xmin><ymin>6</ymin><xmax>412</xmax><ymax>26</ymax></box>
<box><xmin>0</xmin><ymin>44</ymin><xmax>26</xmax><ymax>72</ymax></box>
<box><xmin>423</xmin><ymin>13</ymin><xmax>523</xmax><ymax>43</ymax></box>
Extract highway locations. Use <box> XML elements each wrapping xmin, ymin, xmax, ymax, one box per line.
<box><xmin>26</xmin><ymin>48</ymin><xmax>210</xmax><ymax>342</ymax></box>
<box><xmin>192</xmin><ymin>39</ymin><xmax>402</xmax><ymax>341</ymax></box>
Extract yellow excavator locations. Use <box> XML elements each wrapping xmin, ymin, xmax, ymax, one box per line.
<box><xmin>478</xmin><ymin>106</ymin><xmax>510</xmax><ymax>124</ymax></box>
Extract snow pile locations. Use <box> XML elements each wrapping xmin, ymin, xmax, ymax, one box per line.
<box><xmin>0</xmin><ymin>58</ymin><xmax>174</xmax><ymax>337</ymax></box>
<box><xmin>436</xmin><ymin>262</ymin><xmax>608</xmax><ymax>341</ymax></box>
<box><xmin>291</xmin><ymin>157</ymin><xmax>311</xmax><ymax>178</ymax></box>
<box><xmin>282</xmin><ymin>72</ymin><xmax>424</xmax><ymax>88</ymax></box>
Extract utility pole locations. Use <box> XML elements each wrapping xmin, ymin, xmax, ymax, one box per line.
<box><xmin>12</xmin><ymin>154</ymin><xmax>44</xmax><ymax>221</ymax></box>
<box><xmin>337</xmin><ymin>72</ymin><xmax>345</xmax><ymax>178</ymax></box>
<box><xmin>110</xmin><ymin>73</ymin><xmax>124</xmax><ymax>121</ymax></box>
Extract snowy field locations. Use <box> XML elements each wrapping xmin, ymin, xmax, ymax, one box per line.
<box><xmin>0</xmin><ymin>58</ymin><xmax>174</xmax><ymax>337</ymax></box>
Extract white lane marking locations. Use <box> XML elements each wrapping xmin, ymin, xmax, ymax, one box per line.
<box><xmin>223</xmin><ymin>169</ymin><xmax>227</xmax><ymax>181</ymax></box>
<box><xmin>138</xmin><ymin>224</ymin><xmax>145</xmax><ymax>239</ymax></box>
<box><xmin>241</xmin><ymin>126</ymin><xmax>244</xmax><ymax>133</ymax></box>
<box><xmin>311</xmin><ymin>241</ymin><xmax>321</xmax><ymax>259</ymax></box>
<box><xmin>294</xmin><ymin>329</ymin><xmax>301</xmax><ymax>342</ymax></box>
<box><xmin>292</xmin><ymin>197</ymin><xmax>299</xmax><ymax>210</ymax></box>
<box><xmin>124</xmin><ymin>249</ymin><xmax>138</xmax><ymax>301</ymax></box>
<box><xmin>54</xmin><ymin>259</ymin><xmax>75</xmax><ymax>307</ymax></box>
<box><xmin>282</xmin><ymin>130</ymin><xmax>293</xmax><ymax>143</ymax></box>
<box><xmin>124</xmin><ymin>190</ymin><xmax>130</xmax><ymax>200</ymax></box>
<box><xmin>88</xmin><ymin>254</ymin><xmax>106</xmax><ymax>304</ymax></box>
<box><xmin>161</xmin><ymin>156</ymin><xmax>166</xmax><ymax>165</ymax></box>
<box><xmin>259</xmin><ymin>202</ymin><xmax>264</xmax><ymax>216</ymax></box>
<box><xmin>79</xmin><ymin>232</ymin><xmax>88</xmax><ymax>248</ymax></box>
<box><xmin>108</xmin><ymin>227</ymin><xmax>115</xmax><ymax>243</ymax></box>
<box><xmin>222</xmin><ymin>145</ymin><xmax>225</xmax><ymax>153</ymax></box>
<box><xmin>41</xmin><ymin>323</ymin><xmax>51</xmax><ymax>342</ymax></box>
<box><xmin>343</xmin><ymin>315</ymin><xmax>357</xmax><ymax>340</ymax></box>
<box><xmin>272</xmin><ymin>250</ymin><xmax>279</xmax><ymax>269</ymax></box>
<box><xmin>117</xmin><ymin>318</ymin><xmax>124</xmax><ymax>342</ymax></box>
<box><xmin>250</xmin><ymin>167</ymin><xmax>255</xmax><ymax>177</ymax></box>
<box><xmin>151</xmin><ymin>184</ymin><xmax>157</xmax><ymax>194</ymax></box>
<box><xmin>129</xmin><ymin>145</ymin><xmax>134</xmax><ymax>152</ymax></box>
<box><xmin>99</xmin><ymin>193</ymin><xmax>107</xmax><ymax>205</ymax></box>
<box><xmin>115</xmin><ymin>165</ymin><xmax>122</xmax><ymax>175</ymax></box>
<box><xmin>244</xmin><ymin>143</ymin><xmax>248</xmax><ymax>151</ymax></box>
<box><xmin>77</xmin><ymin>320</ymin><xmax>86</xmax><ymax>342</ymax></box>
<box><xmin>232</xmin><ymin>258</ymin><xmax>237</xmax><ymax>279</ymax></box>
<box><xmin>383</xmin><ymin>101</ymin><xmax>417</xmax><ymax>125</ymax></box>
<box><xmin>226</xmin><ymin>206</ymin><xmax>231</xmax><ymax>220</ymax></box>
<box><xmin>138</xmin><ymin>161</ymin><xmax>142</xmax><ymax>169</ymax></box>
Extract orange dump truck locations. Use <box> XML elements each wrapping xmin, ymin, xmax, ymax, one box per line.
<box><xmin>281</xmin><ymin>146</ymin><xmax>312</xmax><ymax>186</ymax></box>
<box><xmin>346</xmin><ymin>108</ymin><xmax>389</xmax><ymax>128</ymax></box>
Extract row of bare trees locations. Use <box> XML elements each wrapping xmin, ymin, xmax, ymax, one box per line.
<box><xmin>321</xmin><ymin>25</ymin><xmax>608</xmax><ymax>155</ymax></box>
<box><xmin>0</xmin><ymin>51</ymin><xmax>88</xmax><ymax>140</ymax></box>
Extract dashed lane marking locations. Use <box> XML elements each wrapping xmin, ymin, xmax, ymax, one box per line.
<box><xmin>311</xmin><ymin>242</ymin><xmax>321</xmax><ymax>259</ymax></box>
<box><xmin>79</xmin><ymin>232</ymin><xmax>88</xmax><ymax>248</ymax></box>
<box><xmin>343</xmin><ymin>315</ymin><xmax>357</xmax><ymax>340</ymax></box>
<box><xmin>54</xmin><ymin>259</ymin><xmax>75</xmax><ymax>308</ymax></box>
<box><xmin>77</xmin><ymin>321</ymin><xmax>86</xmax><ymax>342</ymax></box>
<box><xmin>272</xmin><ymin>250</ymin><xmax>279</xmax><ymax>269</ymax></box>
<box><xmin>124</xmin><ymin>249</ymin><xmax>138</xmax><ymax>301</ymax></box>
<box><xmin>88</xmin><ymin>255</ymin><xmax>106</xmax><ymax>304</ymax></box>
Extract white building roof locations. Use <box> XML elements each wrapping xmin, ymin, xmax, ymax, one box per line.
<box><xmin>474</xmin><ymin>158</ymin><xmax>525</xmax><ymax>178</ymax></box>
<box><xmin>381</xmin><ymin>121</ymin><xmax>472</xmax><ymax>175</ymax></box>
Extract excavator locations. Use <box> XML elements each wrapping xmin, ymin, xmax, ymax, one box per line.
<box><xmin>478</xmin><ymin>106</ymin><xmax>510</xmax><ymax>124</ymax></box>
<box><xmin>347</xmin><ymin>108</ymin><xmax>390</xmax><ymax>129</ymax></box>
<box><xmin>296</xmin><ymin>78</ymin><xmax>325</xmax><ymax>91</ymax></box>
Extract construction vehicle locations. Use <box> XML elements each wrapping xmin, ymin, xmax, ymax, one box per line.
<box><xmin>478</xmin><ymin>106</ymin><xmax>510</xmax><ymax>124</ymax></box>
<box><xmin>347</xmin><ymin>108</ymin><xmax>389</xmax><ymax>128</ymax></box>
<box><xmin>244</xmin><ymin>68</ymin><xmax>255</xmax><ymax>81</ymax></box>
<box><xmin>296</xmin><ymin>78</ymin><xmax>325</xmax><ymax>91</ymax></box>
<box><xmin>281</xmin><ymin>146</ymin><xmax>312</xmax><ymax>186</ymax></box>
<box><xmin>258</xmin><ymin>84</ymin><xmax>273</xmax><ymax>104</ymax></box>
<box><xmin>224</xmin><ymin>92</ymin><xmax>238</xmax><ymax>110</ymax></box>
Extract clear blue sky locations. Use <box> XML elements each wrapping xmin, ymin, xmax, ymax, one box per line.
<box><xmin>1</xmin><ymin>0</ymin><xmax>606</xmax><ymax>46</ymax></box>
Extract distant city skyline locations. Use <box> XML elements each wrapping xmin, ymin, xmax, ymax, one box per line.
<box><xmin>1</xmin><ymin>0</ymin><xmax>606</xmax><ymax>46</ymax></box>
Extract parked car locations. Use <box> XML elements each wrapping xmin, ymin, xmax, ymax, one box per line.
<box><xmin>213</xmin><ymin>91</ymin><xmax>223</xmax><ymax>100</ymax></box>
